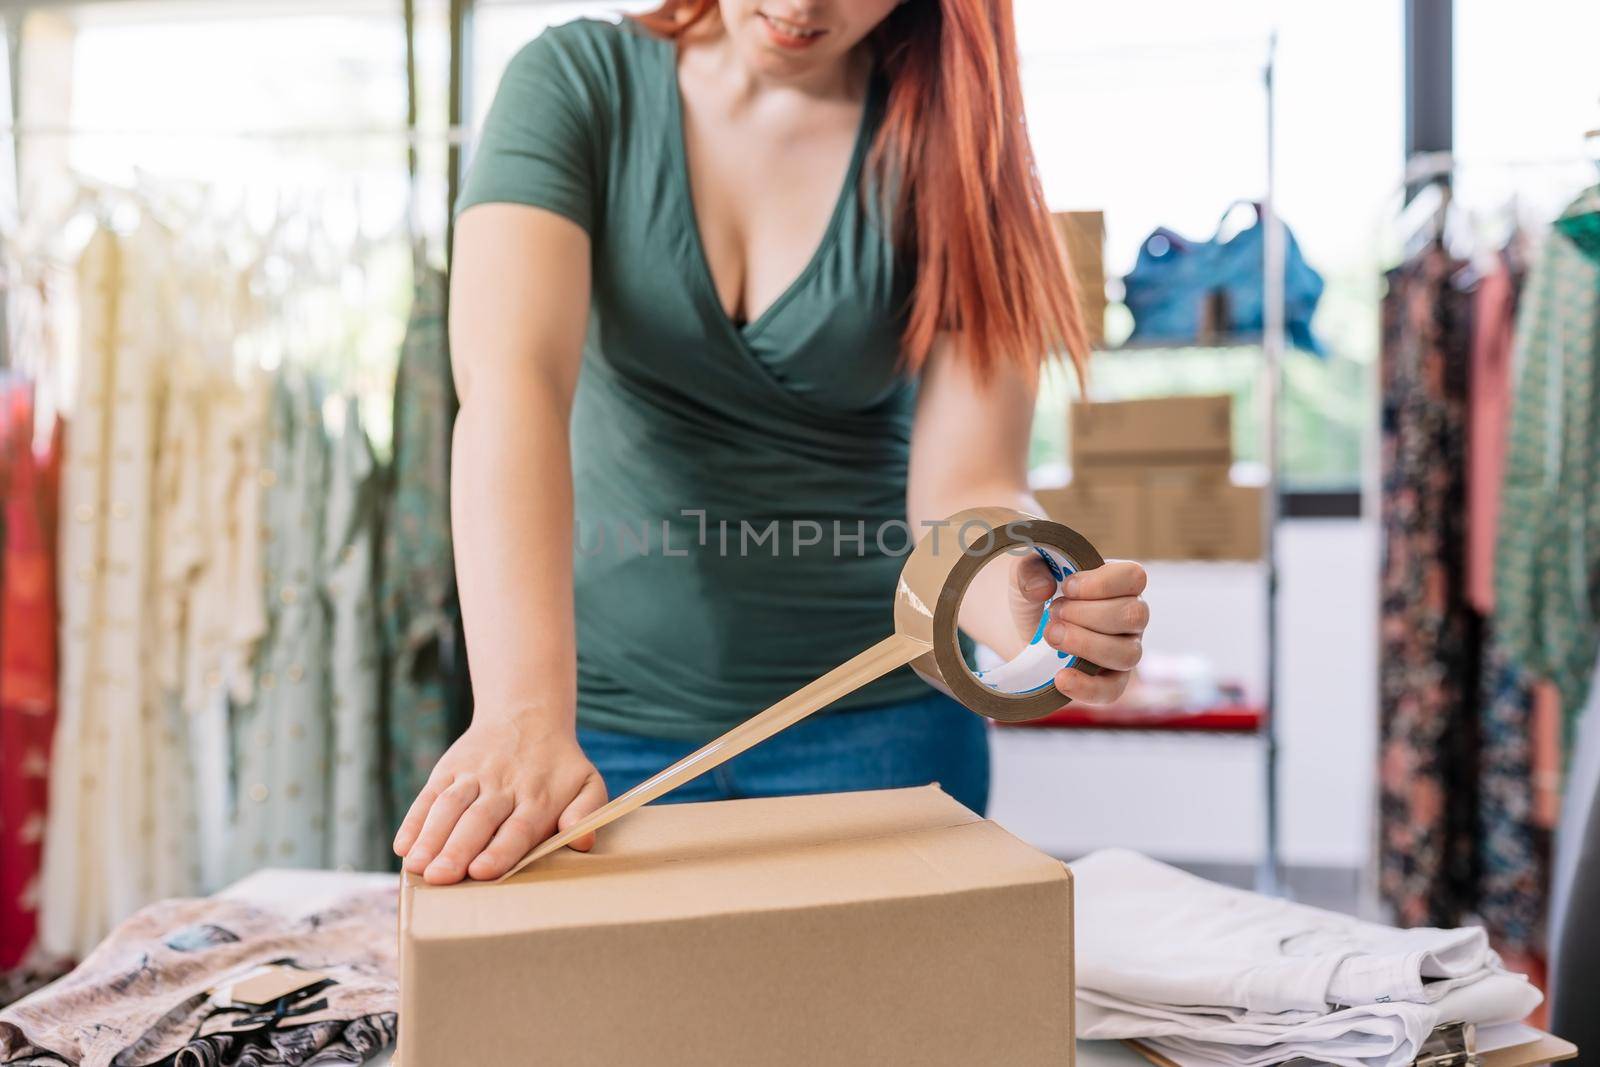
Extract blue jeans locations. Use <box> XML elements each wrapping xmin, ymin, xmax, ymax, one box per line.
<box><xmin>577</xmin><ymin>690</ymin><xmax>991</xmax><ymax>816</ymax></box>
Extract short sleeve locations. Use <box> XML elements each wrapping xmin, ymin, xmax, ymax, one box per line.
<box><xmin>455</xmin><ymin>25</ymin><xmax>603</xmax><ymax>233</ymax></box>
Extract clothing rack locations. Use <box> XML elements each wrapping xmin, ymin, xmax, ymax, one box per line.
<box><xmin>1404</xmin><ymin>149</ymin><xmax>1600</xmax><ymax>186</ymax></box>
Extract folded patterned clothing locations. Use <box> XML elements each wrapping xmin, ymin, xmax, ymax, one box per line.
<box><xmin>1070</xmin><ymin>850</ymin><xmax>1541</xmax><ymax>1067</ymax></box>
<box><xmin>0</xmin><ymin>889</ymin><xmax>397</xmax><ymax>1067</ymax></box>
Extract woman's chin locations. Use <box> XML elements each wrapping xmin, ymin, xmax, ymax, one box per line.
<box><xmin>737</xmin><ymin>30</ymin><xmax>839</xmax><ymax>80</ymax></box>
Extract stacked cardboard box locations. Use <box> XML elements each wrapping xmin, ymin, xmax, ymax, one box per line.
<box><xmin>1052</xmin><ymin>210</ymin><xmax>1108</xmax><ymax>348</ymax></box>
<box><xmin>1036</xmin><ymin>395</ymin><xmax>1263</xmax><ymax>561</ymax></box>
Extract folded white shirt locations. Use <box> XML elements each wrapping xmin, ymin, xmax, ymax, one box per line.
<box><xmin>1070</xmin><ymin>850</ymin><xmax>1542</xmax><ymax>1067</ymax></box>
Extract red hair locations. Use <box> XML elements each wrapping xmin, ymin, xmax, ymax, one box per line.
<box><xmin>634</xmin><ymin>0</ymin><xmax>1088</xmax><ymax>383</ymax></box>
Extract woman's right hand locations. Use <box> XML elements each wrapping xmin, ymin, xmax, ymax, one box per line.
<box><xmin>391</xmin><ymin>715</ymin><xmax>609</xmax><ymax>884</ymax></box>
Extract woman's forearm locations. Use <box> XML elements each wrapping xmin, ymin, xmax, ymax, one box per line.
<box><xmin>446</xmin><ymin>204</ymin><xmax>593</xmax><ymax>737</ymax></box>
<box><xmin>908</xmin><ymin>481</ymin><xmax>1042</xmax><ymax>660</ymax></box>
<box><xmin>906</xmin><ymin>334</ymin><xmax>1045</xmax><ymax>661</ymax></box>
<box><xmin>451</xmin><ymin>385</ymin><xmax>578</xmax><ymax>733</ymax></box>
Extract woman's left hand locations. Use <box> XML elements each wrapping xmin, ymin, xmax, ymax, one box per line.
<box><xmin>1011</xmin><ymin>555</ymin><xmax>1149</xmax><ymax>706</ymax></box>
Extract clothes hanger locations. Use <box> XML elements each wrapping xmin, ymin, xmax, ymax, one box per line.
<box><xmin>1586</xmin><ymin>95</ymin><xmax>1600</xmax><ymax>161</ymax></box>
<box><xmin>1394</xmin><ymin>174</ymin><xmax>1456</xmax><ymax>260</ymax></box>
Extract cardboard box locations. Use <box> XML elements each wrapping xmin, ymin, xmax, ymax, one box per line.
<box><xmin>1145</xmin><ymin>482</ymin><xmax>1264</xmax><ymax>561</ymax></box>
<box><xmin>398</xmin><ymin>787</ymin><xmax>1075</xmax><ymax>1067</ymax></box>
<box><xmin>1053</xmin><ymin>210</ymin><xmax>1107</xmax><ymax>348</ymax></box>
<box><xmin>1071</xmin><ymin>395</ymin><xmax>1233</xmax><ymax>469</ymax></box>
<box><xmin>1036</xmin><ymin>482</ymin><xmax>1147</xmax><ymax>560</ymax></box>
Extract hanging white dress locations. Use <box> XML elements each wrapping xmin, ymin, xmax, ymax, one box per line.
<box><xmin>42</xmin><ymin>227</ymin><xmax>116</xmax><ymax>957</ymax></box>
<box><xmin>125</xmin><ymin>223</ymin><xmax>197</xmax><ymax>905</ymax></box>
<box><xmin>41</xmin><ymin>221</ymin><xmax>193</xmax><ymax>958</ymax></box>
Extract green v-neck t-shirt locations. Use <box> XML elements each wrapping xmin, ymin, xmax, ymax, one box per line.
<box><xmin>456</xmin><ymin>17</ymin><xmax>931</xmax><ymax>739</ymax></box>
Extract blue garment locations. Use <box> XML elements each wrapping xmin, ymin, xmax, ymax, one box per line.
<box><xmin>577</xmin><ymin>690</ymin><xmax>992</xmax><ymax>816</ymax></box>
<box><xmin>1122</xmin><ymin>204</ymin><xmax>1326</xmax><ymax>355</ymax></box>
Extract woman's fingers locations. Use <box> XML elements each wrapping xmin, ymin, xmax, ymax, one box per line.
<box><xmin>1055</xmin><ymin>665</ymin><xmax>1130</xmax><ymax>705</ymax></box>
<box><xmin>393</xmin><ymin>780</ymin><xmax>442</xmax><ymax>856</ymax></box>
<box><xmin>468</xmin><ymin>803</ymin><xmax>556</xmax><ymax>881</ymax></box>
<box><xmin>460</xmin><ymin>770</ymin><xmax>609</xmax><ymax>881</ymax></box>
<box><xmin>423</xmin><ymin>792</ymin><xmax>516</xmax><ymax>884</ymax></box>
<box><xmin>402</xmin><ymin>775</ymin><xmax>481</xmax><ymax>874</ymax></box>
<box><xmin>1064</xmin><ymin>560</ymin><xmax>1147</xmax><ymax>601</ymax></box>
<box><xmin>1051</xmin><ymin>595</ymin><xmax>1150</xmax><ymax>636</ymax></box>
<box><xmin>557</xmin><ymin>772</ymin><xmax>610</xmax><ymax>854</ymax></box>
<box><xmin>1043</xmin><ymin>619</ymin><xmax>1143</xmax><ymax>671</ymax></box>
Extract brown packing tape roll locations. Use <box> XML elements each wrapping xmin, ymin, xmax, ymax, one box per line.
<box><xmin>895</xmin><ymin>506</ymin><xmax>1107</xmax><ymax>721</ymax></box>
<box><xmin>500</xmin><ymin>506</ymin><xmax>1105</xmax><ymax>879</ymax></box>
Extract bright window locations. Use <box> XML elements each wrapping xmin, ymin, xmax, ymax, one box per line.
<box><xmin>1454</xmin><ymin>0</ymin><xmax>1600</xmax><ymax>221</ymax></box>
<box><xmin>1017</xmin><ymin>1</ymin><xmax>1398</xmax><ymax>492</ymax></box>
<box><xmin>15</xmin><ymin>0</ymin><xmax>455</xmax><ymax>449</ymax></box>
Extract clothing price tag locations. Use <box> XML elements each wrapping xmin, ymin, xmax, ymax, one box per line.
<box><xmin>211</xmin><ymin>963</ymin><xmax>331</xmax><ymax>1008</ymax></box>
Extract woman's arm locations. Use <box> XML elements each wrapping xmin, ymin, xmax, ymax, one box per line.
<box><xmin>907</xmin><ymin>339</ymin><xmax>1148</xmax><ymax>705</ymax></box>
<box><xmin>392</xmin><ymin>203</ymin><xmax>608</xmax><ymax>884</ymax></box>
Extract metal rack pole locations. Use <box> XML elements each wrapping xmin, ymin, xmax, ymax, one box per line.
<box><xmin>403</xmin><ymin>0</ymin><xmax>420</xmax><ymax>254</ymax></box>
<box><xmin>445</xmin><ymin>0</ymin><xmax>472</xmax><ymax>271</ymax></box>
<box><xmin>1256</xmin><ymin>32</ymin><xmax>1285</xmax><ymax>897</ymax></box>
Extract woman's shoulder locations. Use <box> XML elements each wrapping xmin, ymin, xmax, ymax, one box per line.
<box><xmin>505</xmin><ymin>17</ymin><xmax>661</xmax><ymax>97</ymax></box>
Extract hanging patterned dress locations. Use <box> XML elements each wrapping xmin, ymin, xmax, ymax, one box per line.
<box><xmin>1495</xmin><ymin>192</ymin><xmax>1600</xmax><ymax>747</ymax></box>
<box><xmin>1483</xmin><ymin>191</ymin><xmax>1600</xmax><ymax>951</ymax></box>
<box><xmin>324</xmin><ymin>396</ymin><xmax>387</xmax><ymax>870</ymax></box>
<box><xmin>1377</xmin><ymin>243</ymin><xmax>1481</xmax><ymax>929</ymax></box>
<box><xmin>380</xmin><ymin>269</ymin><xmax>465</xmax><ymax>831</ymax></box>
<box><xmin>40</xmin><ymin>222</ymin><xmax>194</xmax><ymax>959</ymax></box>
<box><xmin>229</xmin><ymin>374</ymin><xmax>331</xmax><ymax>878</ymax></box>
<box><xmin>0</xmin><ymin>383</ymin><xmax>60</xmax><ymax>971</ymax></box>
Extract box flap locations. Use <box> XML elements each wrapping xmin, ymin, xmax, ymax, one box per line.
<box><xmin>404</xmin><ymin>786</ymin><xmax>1066</xmax><ymax>941</ymax></box>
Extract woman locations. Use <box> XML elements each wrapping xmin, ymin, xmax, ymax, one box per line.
<box><xmin>394</xmin><ymin>0</ymin><xmax>1150</xmax><ymax>885</ymax></box>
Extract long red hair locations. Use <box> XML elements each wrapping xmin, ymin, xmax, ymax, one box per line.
<box><xmin>634</xmin><ymin>0</ymin><xmax>1088</xmax><ymax>383</ymax></box>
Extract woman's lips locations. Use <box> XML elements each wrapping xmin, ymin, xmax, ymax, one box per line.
<box><xmin>757</xmin><ymin>11</ymin><xmax>829</xmax><ymax>50</ymax></box>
